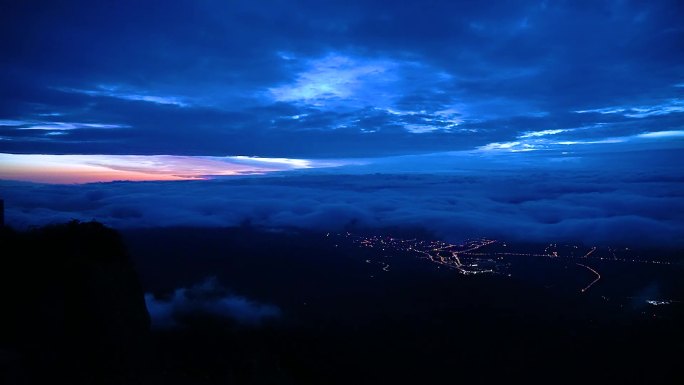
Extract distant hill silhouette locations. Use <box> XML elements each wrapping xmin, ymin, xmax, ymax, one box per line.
<box><xmin>0</xmin><ymin>221</ymin><xmax>150</xmax><ymax>384</ymax></box>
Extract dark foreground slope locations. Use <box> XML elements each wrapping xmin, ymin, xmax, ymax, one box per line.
<box><xmin>1</xmin><ymin>223</ymin><xmax>682</xmax><ymax>384</ymax></box>
<box><xmin>0</xmin><ymin>221</ymin><xmax>150</xmax><ymax>384</ymax></box>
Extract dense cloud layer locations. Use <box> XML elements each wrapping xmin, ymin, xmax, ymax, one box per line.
<box><xmin>2</xmin><ymin>151</ymin><xmax>683</xmax><ymax>247</ymax></box>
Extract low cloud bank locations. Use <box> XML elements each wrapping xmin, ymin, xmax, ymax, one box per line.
<box><xmin>144</xmin><ymin>278</ymin><xmax>281</xmax><ymax>329</ymax></box>
<box><xmin>1</xmin><ymin>152</ymin><xmax>683</xmax><ymax>247</ymax></box>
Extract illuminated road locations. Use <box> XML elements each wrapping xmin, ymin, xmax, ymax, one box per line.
<box><xmin>582</xmin><ymin>246</ymin><xmax>597</xmax><ymax>259</ymax></box>
<box><xmin>576</xmin><ymin>263</ymin><xmax>601</xmax><ymax>293</ymax></box>
<box><xmin>459</xmin><ymin>239</ymin><xmax>497</xmax><ymax>254</ymax></box>
<box><xmin>451</xmin><ymin>252</ymin><xmax>463</xmax><ymax>267</ymax></box>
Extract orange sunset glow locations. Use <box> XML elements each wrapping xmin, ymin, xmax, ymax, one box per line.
<box><xmin>0</xmin><ymin>153</ymin><xmax>338</xmax><ymax>184</ymax></box>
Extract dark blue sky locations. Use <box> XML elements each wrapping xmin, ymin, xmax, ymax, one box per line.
<box><xmin>1</xmin><ymin>0</ymin><xmax>683</xmax><ymax>158</ymax></box>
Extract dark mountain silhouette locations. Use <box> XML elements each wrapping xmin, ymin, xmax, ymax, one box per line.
<box><xmin>0</xmin><ymin>221</ymin><xmax>150</xmax><ymax>384</ymax></box>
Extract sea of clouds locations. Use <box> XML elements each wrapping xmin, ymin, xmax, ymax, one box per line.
<box><xmin>2</xmin><ymin>150</ymin><xmax>683</xmax><ymax>247</ymax></box>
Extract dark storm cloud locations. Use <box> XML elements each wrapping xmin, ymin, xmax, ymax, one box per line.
<box><xmin>1</xmin><ymin>0</ymin><xmax>682</xmax><ymax>156</ymax></box>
